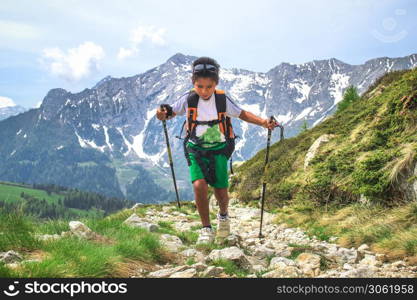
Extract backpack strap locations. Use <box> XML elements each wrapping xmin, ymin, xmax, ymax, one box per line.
<box><xmin>186</xmin><ymin>90</ymin><xmax>199</xmax><ymax>137</ymax></box>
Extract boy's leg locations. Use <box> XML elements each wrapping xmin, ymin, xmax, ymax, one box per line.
<box><xmin>214</xmin><ymin>187</ymin><xmax>229</xmax><ymax>215</ymax></box>
<box><xmin>193</xmin><ymin>178</ymin><xmax>211</xmax><ymax>227</ymax></box>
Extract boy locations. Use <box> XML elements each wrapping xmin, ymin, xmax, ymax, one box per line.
<box><xmin>156</xmin><ymin>57</ymin><xmax>278</xmax><ymax>244</ymax></box>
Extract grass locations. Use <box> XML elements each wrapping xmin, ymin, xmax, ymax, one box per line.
<box><xmin>0</xmin><ymin>207</ymin><xmax>176</xmax><ymax>278</ymax></box>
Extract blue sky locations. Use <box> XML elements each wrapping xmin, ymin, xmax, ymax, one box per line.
<box><xmin>0</xmin><ymin>0</ymin><xmax>416</xmax><ymax>108</ymax></box>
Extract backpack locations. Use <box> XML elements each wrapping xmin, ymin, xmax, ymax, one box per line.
<box><xmin>177</xmin><ymin>88</ymin><xmax>237</xmax><ymax>185</ymax></box>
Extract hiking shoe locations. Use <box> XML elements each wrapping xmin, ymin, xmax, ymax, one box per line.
<box><xmin>197</xmin><ymin>227</ymin><xmax>215</xmax><ymax>244</ymax></box>
<box><xmin>216</xmin><ymin>213</ymin><xmax>230</xmax><ymax>239</ymax></box>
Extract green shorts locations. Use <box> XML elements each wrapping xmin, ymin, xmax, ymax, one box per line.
<box><xmin>187</xmin><ymin>142</ymin><xmax>229</xmax><ymax>188</ymax></box>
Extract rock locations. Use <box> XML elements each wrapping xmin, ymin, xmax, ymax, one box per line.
<box><xmin>180</xmin><ymin>249</ymin><xmax>205</xmax><ymax>262</ymax></box>
<box><xmin>304</xmin><ymin>134</ymin><xmax>334</xmax><ymax>170</ymax></box>
<box><xmin>148</xmin><ymin>265</ymin><xmax>189</xmax><ymax>278</ymax></box>
<box><xmin>359</xmin><ymin>254</ymin><xmax>382</xmax><ymax>267</ymax></box>
<box><xmin>160</xmin><ymin>234</ymin><xmax>184</xmax><ymax>252</ymax></box>
<box><xmin>340</xmin><ymin>266</ymin><xmax>375</xmax><ymax>278</ymax></box>
<box><xmin>69</xmin><ymin>221</ymin><xmax>97</xmax><ymax>240</ymax></box>
<box><xmin>295</xmin><ymin>253</ymin><xmax>321</xmax><ymax>277</ymax></box>
<box><xmin>262</xmin><ymin>266</ymin><xmax>301</xmax><ymax>278</ymax></box>
<box><xmin>269</xmin><ymin>257</ymin><xmax>296</xmax><ymax>268</ymax></box>
<box><xmin>206</xmin><ymin>247</ymin><xmax>251</xmax><ymax>269</ymax></box>
<box><xmin>123</xmin><ymin>214</ymin><xmax>159</xmax><ymax>232</ymax></box>
<box><xmin>201</xmin><ymin>266</ymin><xmax>224</xmax><ymax>277</ymax></box>
<box><xmin>391</xmin><ymin>261</ymin><xmax>406</xmax><ymax>268</ymax></box>
<box><xmin>357</xmin><ymin>244</ymin><xmax>370</xmax><ymax>252</ymax></box>
<box><xmin>325</xmin><ymin>247</ymin><xmax>358</xmax><ymax>265</ymax></box>
<box><xmin>252</xmin><ymin>245</ymin><xmax>276</xmax><ymax>258</ymax></box>
<box><xmin>169</xmin><ymin>268</ymin><xmax>197</xmax><ymax>278</ymax></box>
<box><xmin>225</xmin><ymin>234</ymin><xmax>240</xmax><ymax>246</ymax></box>
<box><xmin>246</xmin><ymin>255</ymin><xmax>268</xmax><ymax>272</ymax></box>
<box><xmin>191</xmin><ymin>262</ymin><xmax>208</xmax><ymax>272</ymax></box>
<box><xmin>251</xmin><ymin>264</ymin><xmax>268</xmax><ymax>273</ymax></box>
<box><xmin>0</xmin><ymin>250</ymin><xmax>23</xmax><ymax>264</ymax></box>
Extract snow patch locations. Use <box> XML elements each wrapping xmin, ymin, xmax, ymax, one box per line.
<box><xmin>103</xmin><ymin>125</ymin><xmax>112</xmax><ymax>150</ymax></box>
<box><xmin>329</xmin><ymin>73</ymin><xmax>350</xmax><ymax>104</ymax></box>
<box><xmin>75</xmin><ymin>131</ymin><xmax>106</xmax><ymax>152</ymax></box>
<box><xmin>92</xmin><ymin>123</ymin><xmax>101</xmax><ymax>130</ymax></box>
<box><xmin>289</xmin><ymin>79</ymin><xmax>311</xmax><ymax>103</ymax></box>
<box><xmin>16</xmin><ymin>129</ymin><xmax>22</xmax><ymax>135</ymax></box>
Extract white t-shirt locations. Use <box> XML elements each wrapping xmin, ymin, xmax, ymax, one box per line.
<box><xmin>171</xmin><ymin>91</ymin><xmax>242</xmax><ymax>148</ymax></box>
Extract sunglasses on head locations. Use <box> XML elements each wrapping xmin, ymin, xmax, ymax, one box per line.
<box><xmin>193</xmin><ymin>63</ymin><xmax>218</xmax><ymax>73</ymax></box>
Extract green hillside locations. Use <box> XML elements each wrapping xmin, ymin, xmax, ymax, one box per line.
<box><xmin>0</xmin><ymin>181</ymin><xmax>134</xmax><ymax>219</ymax></box>
<box><xmin>230</xmin><ymin>68</ymin><xmax>417</xmax><ymax>259</ymax></box>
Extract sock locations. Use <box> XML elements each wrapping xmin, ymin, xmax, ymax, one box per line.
<box><xmin>203</xmin><ymin>225</ymin><xmax>212</xmax><ymax>229</ymax></box>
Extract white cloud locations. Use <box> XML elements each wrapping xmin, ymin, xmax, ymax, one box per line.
<box><xmin>0</xmin><ymin>96</ymin><xmax>16</xmax><ymax>109</ymax></box>
<box><xmin>40</xmin><ymin>41</ymin><xmax>105</xmax><ymax>81</ymax></box>
<box><xmin>117</xmin><ymin>25</ymin><xmax>167</xmax><ymax>60</ymax></box>
<box><xmin>34</xmin><ymin>101</ymin><xmax>43</xmax><ymax>108</ymax></box>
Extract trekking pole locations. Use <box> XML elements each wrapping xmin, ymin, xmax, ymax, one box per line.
<box><xmin>259</xmin><ymin>116</ymin><xmax>284</xmax><ymax>238</ymax></box>
<box><xmin>160</xmin><ymin>105</ymin><xmax>181</xmax><ymax>208</ymax></box>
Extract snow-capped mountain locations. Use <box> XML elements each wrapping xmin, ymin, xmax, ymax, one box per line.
<box><xmin>0</xmin><ymin>97</ymin><xmax>27</xmax><ymax>121</ymax></box>
<box><xmin>0</xmin><ymin>53</ymin><xmax>416</xmax><ymax>202</ymax></box>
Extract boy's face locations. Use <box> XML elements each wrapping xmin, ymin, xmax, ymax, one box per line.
<box><xmin>193</xmin><ymin>77</ymin><xmax>217</xmax><ymax>100</ymax></box>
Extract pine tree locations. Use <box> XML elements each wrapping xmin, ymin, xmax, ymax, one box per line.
<box><xmin>337</xmin><ymin>85</ymin><xmax>360</xmax><ymax>112</ymax></box>
<box><xmin>300</xmin><ymin>120</ymin><xmax>308</xmax><ymax>132</ymax></box>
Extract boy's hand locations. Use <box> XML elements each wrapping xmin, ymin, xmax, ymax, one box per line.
<box><xmin>156</xmin><ymin>105</ymin><xmax>175</xmax><ymax>121</ymax></box>
<box><xmin>261</xmin><ymin>118</ymin><xmax>279</xmax><ymax>130</ymax></box>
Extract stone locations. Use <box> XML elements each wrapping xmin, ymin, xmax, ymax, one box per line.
<box><xmin>206</xmin><ymin>246</ymin><xmax>251</xmax><ymax>269</ymax></box>
<box><xmin>304</xmin><ymin>134</ymin><xmax>334</xmax><ymax>170</ymax></box>
<box><xmin>201</xmin><ymin>266</ymin><xmax>224</xmax><ymax>277</ymax></box>
<box><xmin>359</xmin><ymin>254</ymin><xmax>382</xmax><ymax>267</ymax></box>
<box><xmin>262</xmin><ymin>266</ymin><xmax>301</xmax><ymax>278</ymax></box>
<box><xmin>190</xmin><ymin>262</ymin><xmax>207</xmax><ymax>272</ymax></box>
<box><xmin>69</xmin><ymin>221</ymin><xmax>97</xmax><ymax>239</ymax></box>
<box><xmin>269</xmin><ymin>257</ymin><xmax>296</xmax><ymax>268</ymax></box>
<box><xmin>169</xmin><ymin>268</ymin><xmax>197</xmax><ymax>278</ymax></box>
<box><xmin>391</xmin><ymin>261</ymin><xmax>406</xmax><ymax>268</ymax></box>
<box><xmin>0</xmin><ymin>250</ymin><xmax>23</xmax><ymax>264</ymax></box>
<box><xmin>148</xmin><ymin>265</ymin><xmax>189</xmax><ymax>278</ymax></box>
<box><xmin>357</xmin><ymin>244</ymin><xmax>370</xmax><ymax>252</ymax></box>
<box><xmin>160</xmin><ymin>234</ymin><xmax>184</xmax><ymax>252</ymax></box>
<box><xmin>252</xmin><ymin>245</ymin><xmax>276</xmax><ymax>258</ymax></box>
<box><xmin>295</xmin><ymin>253</ymin><xmax>321</xmax><ymax>277</ymax></box>
<box><xmin>180</xmin><ymin>249</ymin><xmax>205</xmax><ymax>263</ymax></box>
<box><xmin>340</xmin><ymin>266</ymin><xmax>375</xmax><ymax>278</ymax></box>
<box><xmin>225</xmin><ymin>234</ymin><xmax>240</xmax><ymax>246</ymax></box>
<box><xmin>123</xmin><ymin>214</ymin><xmax>159</xmax><ymax>232</ymax></box>
<box><xmin>325</xmin><ymin>247</ymin><xmax>358</xmax><ymax>265</ymax></box>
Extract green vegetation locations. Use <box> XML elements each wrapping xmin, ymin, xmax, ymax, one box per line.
<box><xmin>230</xmin><ymin>68</ymin><xmax>417</xmax><ymax>259</ymax></box>
<box><xmin>0</xmin><ymin>181</ymin><xmax>134</xmax><ymax>219</ymax></box>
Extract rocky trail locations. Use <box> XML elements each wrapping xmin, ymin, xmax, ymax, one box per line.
<box><xmin>2</xmin><ymin>198</ymin><xmax>416</xmax><ymax>278</ymax></box>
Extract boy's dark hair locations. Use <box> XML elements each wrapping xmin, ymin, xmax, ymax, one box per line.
<box><xmin>191</xmin><ymin>57</ymin><xmax>220</xmax><ymax>84</ymax></box>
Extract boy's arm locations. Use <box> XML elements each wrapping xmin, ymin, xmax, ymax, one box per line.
<box><xmin>239</xmin><ymin>110</ymin><xmax>278</xmax><ymax>130</ymax></box>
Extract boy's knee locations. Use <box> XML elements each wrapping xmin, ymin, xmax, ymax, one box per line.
<box><xmin>193</xmin><ymin>179</ymin><xmax>207</xmax><ymax>189</ymax></box>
